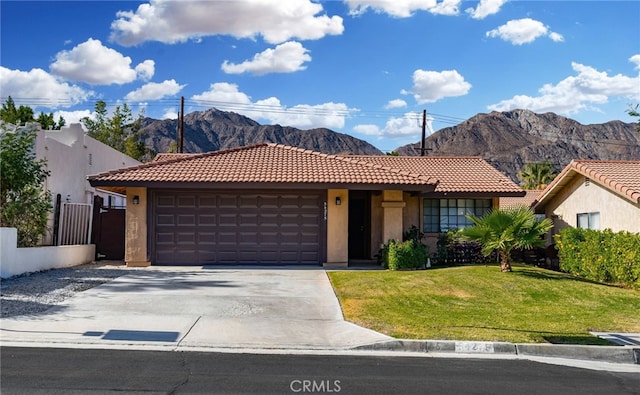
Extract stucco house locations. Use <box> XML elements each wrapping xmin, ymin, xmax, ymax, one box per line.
<box><xmin>88</xmin><ymin>144</ymin><xmax>524</xmax><ymax>267</ymax></box>
<box><xmin>533</xmin><ymin>160</ymin><xmax>640</xmax><ymax>243</ymax></box>
<box><xmin>35</xmin><ymin>123</ymin><xmax>141</xmax><ymax>245</ymax></box>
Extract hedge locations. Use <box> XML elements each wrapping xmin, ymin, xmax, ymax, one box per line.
<box><xmin>554</xmin><ymin>228</ymin><xmax>640</xmax><ymax>288</ymax></box>
<box><xmin>381</xmin><ymin>239</ymin><xmax>428</xmax><ymax>270</ymax></box>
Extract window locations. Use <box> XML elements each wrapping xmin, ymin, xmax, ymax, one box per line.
<box><xmin>577</xmin><ymin>212</ymin><xmax>600</xmax><ymax>230</ymax></box>
<box><xmin>423</xmin><ymin>198</ymin><xmax>492</xmax><ymax>232</ymax></box>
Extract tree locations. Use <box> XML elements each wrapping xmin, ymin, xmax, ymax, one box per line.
<box><xmin>1</xmin><ymin>96</ymin><xmax>35</xmax><ymax>125</ymax></box>
<box><xmin>81</xmin><ymin>100</ymin><xmax>154</xmax><ymax>162</ymax></box>
<box><xmin>36</xmin><ymin>112</ymin><xmax>66</xmax><ymax>130</ymax></box>
<box><xmin>627</xmin><ymin>104</ymin><xmax>639</xmax><ymax>132</ymax></box>
<box><xmin>461</xmin><ymin>207</ymin><xmax>553</xmax><ymax>272</ymax></box>
<box><xmin>0</xmin><ymin>123</ymin><xmax>52</xmax><ymax>247</ymax></box>
<box><xmin>1</xmin><ymin>97</ymin><xmax>65</xmax><ymax>130</ymax></box>
<box><xmin>517</xmin><ymin>162</ymin><xmax>557</xmax><ymax>190</ymax></box>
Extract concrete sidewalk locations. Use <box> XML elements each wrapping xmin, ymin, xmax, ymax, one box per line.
<box><xmin>0</xmin><ymin>266</ymin><xmax>392</xmax><ymax>350</ymax></box>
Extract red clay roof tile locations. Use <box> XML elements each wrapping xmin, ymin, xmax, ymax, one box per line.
<box><xmin>534</xmin><ymin>160</ymin><xmax>640</xmax><ymax>206</ymax></box>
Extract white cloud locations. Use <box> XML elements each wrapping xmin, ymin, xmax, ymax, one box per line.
<box><xmin>221</xmin><ymin>41</ymin><xmax>311</xmax><ymax>75</ymax></box>
<box><xmin>465</xmin><ymin>0</ymin><xmax>507</xmax><ymax>19</ymax></box>
<box><xmin>402</xmin><ymin>69</ymin><xmax>471</xmax><ymax>104</ymax></box>
<box><xmin>110</xmin><ymin>0</ymin><xmax>344</xmax><ymax>46</ymax></box>
<box><xmin>630</xmin><ymin>54</ymin><xmax>640</xmax><ymax>69</ymax></box>
<box><xmin>192</xmin><ymin>82</ymin><xmax>253</xmax><ymax>105</ymax></box>
<box><xmin>50</xmin><ymin>38</ymin><xmax>155</xmax><ymax>85</ymax></box>
<box><xmin>385</xmin><ymin>99</ymin><xmax>407</xmax><ymax>109</ymax></box>
<box><xmin>135</xmin><ymin>60</ymin><xmax>156</xmax><ymax>81</ymax></box>
<box><xmin>191</xmin><ymin>83</ymin><xmax>355</xmax><ymax>129</ymax></box>
<box><xmin>0</xmin><ymin>66</ymin><xmax>90</xmax><ymax>108</ymax></box>
<box><xmin>162</xmin><ymin>109</ymin><xmax>179</xmax><ymax>120</ymax></box>
<box><xmin>353</xmin><ymin>112</ymin><xmax>432</xmax><ymax>139</ymax></box>
<box><xmin>548</xmin><ymin>32</ymin><xmax>564</xmax><ymax>43</ymax></box>
<box><xmin>124</xmin><ymin>79</ymin><xmax>185</xmax><ymax>101</ymax></box>
<box><xmin>486</xmin><ymin>18</ymin><xmax>563</xmax><ymax>45</ymax></box>
<box><xmin>346</xmin><ymin>0</ymin><xmax>460</xmax><ymax>18</ymax></box>
<box><xmin>488</xmin><ymin>61</ymin><xmax>640</xmax><ymax>114</ymax></box>
<box><xmin>53</xmin><ymin>110</ymin><xmax>92</xmax><ymax>126</ymax></box>
<box><xmin>353</xmin><ymin>124</ymin><xmax>381</xmax><ymax>135</ymax></box>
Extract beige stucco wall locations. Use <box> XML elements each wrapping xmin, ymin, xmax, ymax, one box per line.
<box><xmin>326</xmin><ymin>189</ymin><xmax>348</xmax><ymax>266</ymax></box>
<box><xmin>544</xmin><ymin>174</ymin><xmax>640</xmax><ymax>238</ymax></box>
<box><xmin>381</xmin><ymin>190</ymin><xmax>406</xmax><ymax>243</ymax></box>
<box><xmin>125</xmin><ymin>187</ymin><xmax>150</xmax><ymax>267</ymax></box>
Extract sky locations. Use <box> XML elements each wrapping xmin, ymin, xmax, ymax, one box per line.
<box><xmin>1</xmin><ymin>0</ymin><xmax>639</xmax><ymax>153</ymax></box>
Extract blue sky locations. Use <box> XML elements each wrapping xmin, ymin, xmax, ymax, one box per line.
<box><xmin>1</xmin><ymin>0</ymin><xmax>639</xmax><ymax>152</ymax></box>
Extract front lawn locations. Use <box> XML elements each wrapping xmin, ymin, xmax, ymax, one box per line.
<box><xmin>327</xmin><ymin>264</ymin><xmax>640</xmax><ymax>344</ymax></box>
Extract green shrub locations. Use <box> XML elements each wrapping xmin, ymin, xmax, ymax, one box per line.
<box><xmin>555</xmin><ymin>228</ymin><xmax>640</xmax><ymax>288</ymax></box>
<box><xmin>384</xmin><ymin>239</ymin><xmax>428</xmax><ymax>270</ymax></box>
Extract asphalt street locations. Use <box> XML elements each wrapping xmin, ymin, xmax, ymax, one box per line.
<box><xmin>2</xmin><ymin>347</ymin><xmax>639</xmax><ymax>395</ymax></box>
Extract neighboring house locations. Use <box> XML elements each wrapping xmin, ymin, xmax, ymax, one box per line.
<box><xmin>88</xmin><ymin>144</ymin><xmax>524</xmax><ymax>267</ymax></box>
<box><xmin>499</xmin><ymin>190</ymin><xmax>542</xmax><ymax>210</ymax></box>
<box><xmin>35</xmin><ymin>123</ymin><xmax>141</xmax><ymax>245</ymax></box>
<box><xmin>533</xmin><ymin>160</ymin><xmax>640</xmax><ymax>244</ymax></box>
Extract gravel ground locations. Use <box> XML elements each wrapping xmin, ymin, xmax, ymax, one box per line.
<box><xmin>0</xmin><ymin>261</ymin><xmax>138</xmax><ymax>318</ymax></box>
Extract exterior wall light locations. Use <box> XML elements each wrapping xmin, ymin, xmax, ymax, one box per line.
<box><xmin>335</xmin><ymin>196</ymin><xmax>342</xmax><ymax>206</ymax></box>
<box><xmin>132</xmin><ymin>196</ymin><xmax>140</xmax><ymax>205</ymax></box>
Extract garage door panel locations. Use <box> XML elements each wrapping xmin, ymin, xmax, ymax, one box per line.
<box><xmin>177</xmin><ymin>196</ymin><xmax>196</xmax><ymax>207</ymax></box>
<box><xmin>156</xmin><ymin>195</ymin><xmax>176</xmax><ymax>207</ymax></box>
<box><xmin>153</xmin><ymin>190</ymin><xmax>323</xmax><ymax>265</ymax></box>
<box><xmin>177</xmin><ymin>232</ymin><xmax>196</xmax><ymax>244</ymax></box>
<box><xmin>199</xmin><ymin>196</ymin><xmax>217</xmax><ymax>207</ymax></box>
<box><xmin>198</xmin><ymin>214</ymin><xmax>216</xmax><ymax>226</ymax></box>
<box><xmin>177</xmin><ymin>215</ymin><xmax>196</xmax><ymax>226</ymax></box>
<box><xmin>156</xmin><ymin>232</ymin><xmax>174</xmax><ymax>244</ymax></box>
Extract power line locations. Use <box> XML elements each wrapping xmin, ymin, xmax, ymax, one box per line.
<box><xmin>3</xmin><ymin>96</ymin><xmax>638</xmax><ymax>149</ymax></box>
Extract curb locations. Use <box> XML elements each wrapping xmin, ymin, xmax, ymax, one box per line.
<box><xmin>352</xmin><ymin>340</ymin><xmax>640</xmax><ymax>365</ymax></box>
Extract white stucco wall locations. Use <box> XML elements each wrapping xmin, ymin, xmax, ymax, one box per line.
<box><xmin>34</xmin><ymin>124</ymin><xmax>141</xmax><ymax>244</ymax></box>
<box><xmin>544</xmin><ymin>174</ymin><xmax>640</xmax><ymax>235</ymax></box>
<box><xmin>0</xmin><ymin>228</ymin><xmax>95</xmax><ymax>278</ymax></box>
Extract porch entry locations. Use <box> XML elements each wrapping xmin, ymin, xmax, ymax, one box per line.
<box><xmin>348</xmin><ymin>191</ymin><xmax>371</xmax><ymax>260</ymax></box>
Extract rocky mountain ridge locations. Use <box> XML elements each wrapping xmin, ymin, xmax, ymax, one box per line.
<box><xmin>141</xmin><ymin>108</ymin><xmax>383</xmax><ymax>156</ymax></box>
<box><xmin>396</xmin><ymin>109</ymin><xmax>640</xmax><ymax>182</ymax></box>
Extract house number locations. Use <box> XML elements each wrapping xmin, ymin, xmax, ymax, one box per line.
<box><xmin>323</xmin><ymin>201</ymin><xmax>328</xmax><ymax>221</ymax></box>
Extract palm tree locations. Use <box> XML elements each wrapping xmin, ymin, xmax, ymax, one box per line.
<box><xmin>461</xmin><ymin>207</ymin><xmax>553</xmax><ymax>272</ymax></box>
<box><xmin>518</xmin><ymin>162</ymin><xmax>558</xmax><ymax>190</ymax></box>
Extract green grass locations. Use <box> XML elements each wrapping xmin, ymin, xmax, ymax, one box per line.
<box><xmin>327</xmin><ymin>264</ymin><xmax>640</xmax><ymax>345</ymax></box>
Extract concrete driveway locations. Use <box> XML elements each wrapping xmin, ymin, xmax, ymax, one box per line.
<box><xmin>0</xmin><ymin>266</ymin><xmax>391</xmax><ymax>350</ymax></box>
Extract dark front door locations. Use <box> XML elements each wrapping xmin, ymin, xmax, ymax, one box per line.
<box><xmin>348</xmin><ymin>191</ymin><xmax>370</xmax><ymax>259</ymax></box>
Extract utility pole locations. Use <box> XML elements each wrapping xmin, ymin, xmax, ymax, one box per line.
<box><xmin>420</xmin><ymin>109</ymin><xmax>433</xmax><ymax>156</ymax></box>
<box><xmin>178</xmin><ymin>96</ymin><xmax>184</xmax><ymax>153</ymax></box>
<box><xmin>420</xmin><ymin>109</ymin><xmax>426</xmax><ymax>156</ymax></box>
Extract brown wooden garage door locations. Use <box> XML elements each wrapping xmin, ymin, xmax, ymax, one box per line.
<box><xmin>152</xmin><ymin>190</ymin><xmax>324</xmax><ymax>265</ymax></box>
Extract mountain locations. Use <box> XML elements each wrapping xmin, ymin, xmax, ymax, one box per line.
<box><xmin>141</xmin><ymin>108</ymin><xmax>383</xmax><ymax>156</ymax></box>
<box><xmin>396</xmin><ymin>109</ymin><xmax>640</xmax><ymax>182</ymax></box>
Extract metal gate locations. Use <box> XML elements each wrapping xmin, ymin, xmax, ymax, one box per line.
<box><xmin>91</xmin><ymin>196</ymin><xmax>126</xmax><ymax>260</ymax></box>
<box><xmin>58</xmin><ymin>202</ymin><xmax>92</xmax><ymax>245</ymax></box>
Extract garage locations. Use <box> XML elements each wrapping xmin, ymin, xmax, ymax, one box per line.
<box><xmin>151</xmin><ymin>190</ymin><xmax>325</xmax><ymax>265</ymax></box>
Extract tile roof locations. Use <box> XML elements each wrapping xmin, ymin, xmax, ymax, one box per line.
<box><xmin>89</xmin><ymin>144</ymin><xmax>438</xmax><ymax>187</ymax></box>
<box><xmin>152</xmin><ymin>153</ymin><xmax>193</xmax><ymax>162</ymax></box>
<box><xmin>88</xmin><ymin>144</ymin><xmax>523</xmax><ymax>195</ymax></box>
<box><xmin>499</xmin><ymin>190</ymin><xmax>542</xmax><ymax>209</ymax></box>
<box><xmin>534</xmin><ymin>160</ymin><xmax>640</xmax><ymax>207</ymax></box>
<box><xmin>349</xmin><ymin>155</ymin><xmax>523</xmax><ymax>194</ymax></box>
